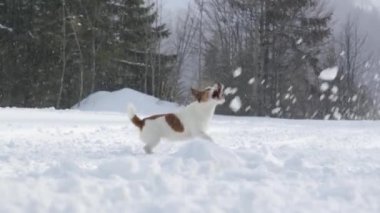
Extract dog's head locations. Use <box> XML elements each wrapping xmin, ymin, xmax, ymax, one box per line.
<box><xmin>191</xmin><ymin>83</ymin><xmax>225</xmax><ymax>105</ymax></box>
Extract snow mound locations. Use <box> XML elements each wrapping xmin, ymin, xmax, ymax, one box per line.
<box><xmin>43</xmin><ymin>160</ymin><xmax>83</xmax><ymax>178</ymax></box>
<box><xmin>319</xmin><ymin>66</ymin><xmax>339</xmax><ymax>81</ymax></box>
<box><xmin>94</xmin><ymin>157</ymin><xmax>143</xmax><ymax>179</ymax></box>
<box><xmin>73</xmin><ymin>88</ymin><xmax>179</xmax><ymax>115</ymax></box>
<box><xmin>173</xmin><ymin>140</ymin><xmax>242</xmax><ymax>167</ymax></box>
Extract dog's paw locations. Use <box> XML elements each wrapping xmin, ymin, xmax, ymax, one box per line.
<box><xmin>144</xmin><ymin>145</ymin><xmax>153</xmax><ymax>154</ymax></box>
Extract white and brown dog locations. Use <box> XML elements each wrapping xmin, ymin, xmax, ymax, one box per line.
<box><xmin>128</xmin><ymin>83</ymin><xmax>225</xmax><ymax>154</ymax></box>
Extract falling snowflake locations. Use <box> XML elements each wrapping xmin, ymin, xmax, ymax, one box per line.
<box><xmin>271</xmin><ymin>107</ymin><xmax>281</xmax><ymax>114</ymax></box>
<box><xmin>296</xmin><ymin>38</ymin><xmax>303</xmax><ymax>45</ymax></box>
<box><xmin>224</xmin><ymin>87</ymin><xmax>238</xmax><ymax>95</ymax></box>
<box><xmin>248</xmin><ymin>78</ymin><xmax>255</xmax><ymax>84</ymax></box>
<box><xmin>233</xmin><ymin>67</ymin><xmax>242</xmax><ymax>78</ymax></box>
<box><xmin>320</xmin><ymin>82</ymin><xmax>329</xmax><ymax>92</ymax></box>
<box><xmin>229</xmin><ymin>96</ymin><xmax>242</xmax><ymax>112</ymax></box>
<box><xmin>319</xmin><ymin>66</ymin><xmax>339</xmax><ymax>81</ymax></box>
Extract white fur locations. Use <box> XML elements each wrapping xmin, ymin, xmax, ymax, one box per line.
<box><xmin>127</xmin><ymin>104</ymin><xmax>136</xmax><ymax>120</ymax></box>
<box><xmin>128</xmin><ymin>86</ymin><xmax>224</xmax><ymax>154</ymax></box>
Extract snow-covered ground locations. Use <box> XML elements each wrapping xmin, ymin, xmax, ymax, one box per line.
<box><xmin>1</xmin><ymin>89</ymin><xmax>380</xmax><ymax>213</ymax></box>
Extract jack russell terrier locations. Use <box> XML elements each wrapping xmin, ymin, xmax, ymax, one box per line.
<box><xmin>128</xmin><ymin>83</ymin><xmax>225</xmax><ymax>154</ymax></box>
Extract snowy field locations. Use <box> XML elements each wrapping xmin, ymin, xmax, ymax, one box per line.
<box><xmin>1</xmin><ymin>90</ymin><xmax>380</xmax><ymax>213</ymax></box>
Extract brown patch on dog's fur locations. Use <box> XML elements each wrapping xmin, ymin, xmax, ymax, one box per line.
<box><xmin>191</xmin><ymin>88</ymin><xmax>210</xmax><ymax>103</ymax></box>
<box><xmin>132</xmin><ymin>115</ymin><xmax>144</xmax><ymax>130</ymax></box>
<box><xmin>132</xmin><ymin>114</ymin><xmax>185</xmax><ymax>132</ymax></box>
<box><xmin>131</xmin><ymin>114</ymin><xmax>165</xmax><ymax>130</ymax></box>
<box><xmin>165</xmin><ymin>114</ymin><xmax>184</xmax><ymax>132</ymax></box>
<box><xmin>133</xmin><ymin>113</ymin><xmax>184</xmax><ymax>132</ymax></box>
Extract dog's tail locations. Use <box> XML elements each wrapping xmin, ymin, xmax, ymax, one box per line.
<box><xmin>127</xmin><ymin>104</ymin><xmax>144</xmax><ymax>130</ymax></box>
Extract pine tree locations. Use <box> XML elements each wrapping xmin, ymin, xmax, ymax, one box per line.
<box><xmin>0</xmin><ymin>0</ymin><xmax>62</xmax><ymax>107</ymax></box>
<box><xmin>0</xmin><ymin>0</ymin><xmax>175</xmax><ymax>108</ymax></box>
<box><xmin>266</xmin><ymin>0</ymin><xmax>332</xmax><ymax>118</ymax></box>
<box><xmin>102</xmin><ymin>0</ymin><xmax>172</xmax><ymax>96</ymax></box>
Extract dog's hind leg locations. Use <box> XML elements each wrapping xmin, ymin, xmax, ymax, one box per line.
<box><xmin>143</xmin><ymin>139</ymin><xmax>160</xmax><ymax>154</ymax></box>
<box><xmin>199</xmin><ymin>131</ymin><xmax>214</xmax><ymax>142</ymax></box>
<box><xmin>140</xmin><ymin>131</ymin><xmax>160</xmax><ymax>154</ymax></box>
<box><xmin>139</xmin><ymin>123</ymin><xmax>161</xmax><ymax>154</ymax></box>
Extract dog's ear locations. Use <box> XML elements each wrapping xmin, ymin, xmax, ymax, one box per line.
<box><xmin>191</xmin><ymin>88</ymin><xmax>202</xmax><ymax>102</ymax></box>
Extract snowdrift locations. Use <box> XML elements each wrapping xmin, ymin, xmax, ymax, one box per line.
<box><xmin>73</xmin><ymin>88</ymin><xmax>179</xmax><ymax>115</ymax></box>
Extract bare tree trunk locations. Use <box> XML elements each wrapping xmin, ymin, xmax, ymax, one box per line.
<box><xmin>91</xmin><ymin>29</ymin><xmax>96</xmax><ymax>92</ymax></box>
<box><xmin>341</xmin><ymin>16</ymin><xmax>367</xmax><ymax>94</ymax></box>
<box><xmin>69</xmin><ymin>14</ymin><xmax>85</xmax><ymax>105</ymax></box>
<box><xmin>143</xmin><ymin>0</ymin><xmax>152</xmax><ymax>94</ymax></box>
<box><xmin>144</xmin><ymin>28</ymin><xmax>149</xmax><ymax>94</ymax></box>
<box><xmin>144</xmin><ymin>52</ymin><xmax>149</xmax><ymax>93</ymax></box>
<box><xmin>156</xmin><ymin>0</ymin><xmax>162</xmax><ymax>97</ymax></box>
<box><xmin>197</xmin><ymin>0</ymin><xmax>204</xmax><ymax>87</ymax></box>
<box><xmin>173</xmin><ymin>4</ymin><xmax>198</xmax><ymax>102</ymax></box>
<box><xmin>78</xmin><ymin>0</ymin><xmax>96</xmax><ymax>93</ymax></box>
<box><xmin>56</xmin><ymin>0</ymin><xmax>66</xmax><ymax>108</ymax></box>
<box><xmin>150</xmin><ymin>43</ymin><xmax>156</xmax><ymax>96</ymax></box>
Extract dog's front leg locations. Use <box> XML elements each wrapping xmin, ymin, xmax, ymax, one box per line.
<box><xmin>198</xmin><ymin>131</ymin><xmax>214</xmax><ymax>142</ymax></box>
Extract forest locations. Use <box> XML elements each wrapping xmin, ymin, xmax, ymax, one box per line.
<box><xmin>1</xmin><ymin>0</ymin><xmax>380</xmax><ymax>119</ymax></box>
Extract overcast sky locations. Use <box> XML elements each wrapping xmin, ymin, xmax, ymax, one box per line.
<box><xmin>162</xmin><ymin>0</ymin><xmax>190</xmax><ymax>10</ymax></box>
<box><xmin>161</xmin><ymin>0</ymin><xmax>380</xmax><ymax>13</ymax></box>
<box><xmin>356</xmin><ymin>0</ymin><xmax>380</xmax><ymax>10</ymax></box>
<box><xmin>161</xmin><ymin>0</ymin><xmax>380</xmax><ymax>51</ymax></box>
